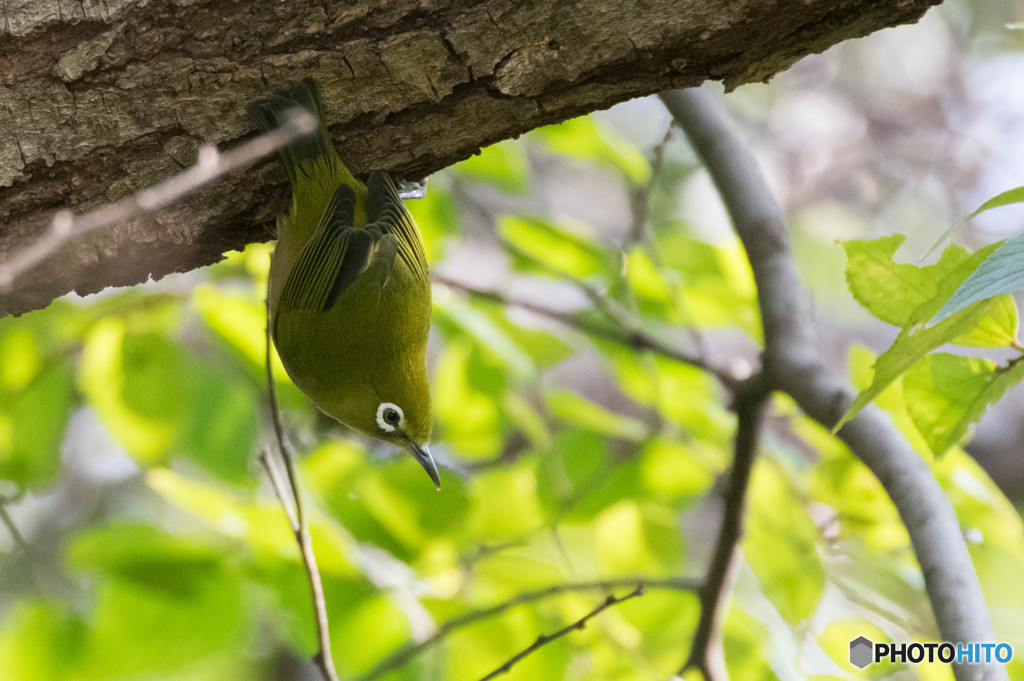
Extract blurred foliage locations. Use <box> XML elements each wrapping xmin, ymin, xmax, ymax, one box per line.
<box><xmin>4</xmin><ymin>9</ymin><xmax>1024</xmax><ymax>679</ymax></box>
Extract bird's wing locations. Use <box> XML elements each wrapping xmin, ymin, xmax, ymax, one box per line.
<box><xmin>278</xmin><ymin>184</ymin><xmax>380</xmax><ymax>313</ymax></box>
<box><xmin>365</xmin><ymin>171</ymin><xmax>428</xmax><ymax>281</ymax></box>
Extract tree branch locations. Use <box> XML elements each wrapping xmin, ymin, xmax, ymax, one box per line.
<box><xmin>261</xmin><ymin>285</ymin><xmax>340</xmax><ymax>681</ymax></box>
<box><xmin>683</xmin><ymin>374</ymin><xmax>768</xmax><ymax>680</ymax></box>
<box><xmin>477</xmin><ymin>583</ymin><xmax>646</xmax><ymax>681</ymax></box>
<box><xmin>660</xmin><ymin>87</ymin><xmax>1006</xmax><ymax>681</ymax></box>
<box><xmin>359</xmin><ymin>577</ymin><xmax>698</xmax><ymax>681</ymax></box>
<box><xmin>433</xmin><ymin>273</ymin><xmax>737</xmax><ymax>389</ymax></box>
<box><xmin>0</xmin><ymin>0</ymin><xmax>940</xmax><ymax>318</ymax></box>
<box><xmin>0</xmin><ymin>111</ymin><xmax>315</xmax><ymax>293</ymax></box>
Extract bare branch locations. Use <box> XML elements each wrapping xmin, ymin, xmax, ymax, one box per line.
<box><xmin>682</xmin><ymin>374</ymin><xmax>768</xmax><ymax>680</ymax></box>
<box><xmin>660</xmin><ymin>87</ymin><xmax>1006</xmax><ymax>681</ymax></box>
<box><xmin>262</xmin><ymin>279</ymin><xmax>340</xmax><ymax>681</ymax></box>
<box><xmin>0</xmin><ymin>111</ymin><xmax>316</xmax><ymax>293</ymax></box>
<box><xmin>477</xmin><ymin>583</ymin><xmax>646</xmax><ymax>681</ymax></box>
<box><xmin>359</xmin><ymin>577</ymin><xmax>698</xmax><ymax>681</ymax></box>
<box><xmin>433</xmin><ymin>274</ymin><xmax>738</xmax><ymax>390</ymax></box>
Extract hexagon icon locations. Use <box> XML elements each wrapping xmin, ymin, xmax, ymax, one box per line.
<box><xmin>849</xmin><ymin>636</ymin><xmax>874</xmax><ymax>669</ymax></box>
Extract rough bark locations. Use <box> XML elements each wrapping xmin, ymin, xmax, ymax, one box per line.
<box><xmin>0</xmin><ymin>0</ymin><xmax>939</xmax><ymax>317</ymax></box>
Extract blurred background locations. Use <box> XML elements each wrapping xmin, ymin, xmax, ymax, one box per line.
<box><xmin>1</xmin><ymin>1</ymin><xmax>1024</xmax><ymax>679</ymax></box>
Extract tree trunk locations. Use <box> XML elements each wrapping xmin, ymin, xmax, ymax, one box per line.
<box><xmin>0</xmin><ymin>0</ymin><xmax>939</xmax><ymax>317</ymax></box>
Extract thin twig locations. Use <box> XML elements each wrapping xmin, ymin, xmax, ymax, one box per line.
<box><xmin>258</xmin><ymin>449</ymin><xmax>297</xmax><ymax>530</ymax></box>
<box><xmin>627</xmin><ymin>123</ymin><xmax>674</xmax><ymax>245</ymax></box>
<box><xmin>433</xmin><ymin>274</ymin><xmax>737</xmax><ymax>390</ymax></box>
<box><xmin>358</xmin><ymin>577</ymin><xmax>698</xmax><ymax>681</ymax></box>
<box><xmin>0</xmin><ymin>110</ymin><xmax>316</xmax><ymax>292</ymax></box>
<box><xmin>682</xmin><ymin>374</ymin><xmax>768</xmax><ymax>680</ymax></box>
<box><xmin>0</xmin><ymin>501</ymin><xmax>27</xmax><ymax>550</ymax></box>
<box><xmin>262</xmin><ymin>283</ymin><xmax>340</xmax><ymax>681</ymax></box>
<box><xmin>477</xmin><ymin>583</ymin><xmax>646</xmax><ymax>681</ymax></box>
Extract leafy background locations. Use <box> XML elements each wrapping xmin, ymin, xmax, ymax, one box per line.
<box><xmin>3</xmin><ymin>2</ymin><xmax>1024</xmax><ymax>680</ymax></box>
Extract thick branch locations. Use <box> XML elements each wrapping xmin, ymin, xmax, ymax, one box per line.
<box><xmin>661</xmin><ymin>88</ymin><xmax>1005</xmax><ymax>681</ymax></box>
<box><xmin>0</xmin><ymin>0</ymin><xmax>939</xmax><ymax>317</ymax></box>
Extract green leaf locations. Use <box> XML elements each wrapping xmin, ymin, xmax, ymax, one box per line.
<box><xmin>432</xmin><ymin>340</ymin><xmax>507</xmax><ymax>459</ymax></box>
<box><xmin>531</xmin><ymin>116</ymin><xmax>651</xmax><ymax>184</ymax></box>
<box><xmin>67</xmin><ymin>525</ymin><xmax>250</xmax><ymax>680</ymax></box>
<box><xmin>146</xmin><ymin>468</ymin><xmax>358</xmax><ymax>576</ymax></box>
<box><xmin>639</xmin><ymin>438</ymin><xmax>719</xmax><ymax>503</ymax></box>
<box><xmin>744</xmin><ymin>462</ymin><xmax>824</xmax><ymax>624</ymax></box>
<box><xmin>0</xmin><ymin>360</ymin><xmax>73</xmax><ymax>489</ymax></box>
<box><xmin>78</xmin><ymin>319</ymin><xmax>189</xmax><ymax>462</ymax></box>
<box><xmin>843</xmin><ymin>235</ymin><xmax>969</xmax><ymax>326</ymax></box>
<box><xmin>180</xmin><ymin>369</ymin><xmax>258</xmax><ymax>480</ymax></box>
<box><xmin>193</xmin><ymin>285</ymin><xmax>291</xmax><ymax>384</ymax></box>
<box><xmin>594</xmin><ymin>499</ymin><xmax>684</xmax><ymax>575</ymax></box>
<box><xmin>499</xmin><ymin>215</ymin><xmax>612</xmax><ymax>281</ymax></box>
<box><xmin>968</xmin><ymin>186</ymin><xmax>1024</xmax><ymax>219</ymax></box>
<box><xmin>435</xmin><ymin>297</ymin><xmax>535</xmax><ymax>378</ymax></box>
<box><xmin>469</xmin><ymin>462</ymin><xmax>545</xmax><ymax>540</ymax></box>
<box><xmin>0</xmin><ymin>602</ymin><xmax>87</xmax><ymax>681</ymax></box>
<box><xmin>536</xmin><ymin>428</ymin><xmax>609</xmax><ymax>515</ymax></box>
<box><xmin>546</xmin><ymin>390</ymin><xmax>647</xmax><ymax>440</ymax></box>
<box><xmin>453</xmin><ymin>139</ymin><xmax>530</xmax><ymax>194</ymax></box>
<box><xmin>838</xmin><ymin>242</ymin><xmax>1016</xmax><ymax>429</ymax></box>
<box><xmin>903</xmin><ymin>353</ymin><xmax>1024</xmax><ymax>456</ymax></box>
<box><xmin>932</xmin><ymin>231</ymin><xmax>1024</xmax><ymax>325</ymax></box>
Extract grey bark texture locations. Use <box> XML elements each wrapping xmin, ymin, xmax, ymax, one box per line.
<box><xmin>0</xmin><ymin>0</ymin><xmax>939</xmax><ymax>317</ymax></box>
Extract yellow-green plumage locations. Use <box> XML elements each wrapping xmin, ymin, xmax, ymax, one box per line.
<box><xmin>248</xmin><ymin>79</ymin><xmax>438</xmax><ymax>488</ymax></box>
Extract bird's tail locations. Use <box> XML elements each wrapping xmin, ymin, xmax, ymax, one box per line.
<box><xmin>247</xmin><ymin>78</ymin><xmax>340</xmax><ymax>185</ymax></box>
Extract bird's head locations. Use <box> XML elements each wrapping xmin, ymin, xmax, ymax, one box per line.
<box><xmin>323</xmin><ymin>359</ymin><xmax>437</xmax><ymax>489</ymax></box>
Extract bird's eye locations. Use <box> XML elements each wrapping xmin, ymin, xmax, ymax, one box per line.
<box><xmin>375</xmin><ymin>402</ymin><xmax>405</xmax><ymax>433</ymax></box>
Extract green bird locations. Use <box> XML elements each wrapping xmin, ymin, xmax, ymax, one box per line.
<box><xmin>248</xmin><ymin>79</ymin><xmax>439</xmax><ymax>489</ymax></box>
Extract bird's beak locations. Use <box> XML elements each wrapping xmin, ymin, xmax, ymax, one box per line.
<box><xmin>406</xmin><ymin>440</ymin><xmax>441</xmax><ymax>491</ymax></box>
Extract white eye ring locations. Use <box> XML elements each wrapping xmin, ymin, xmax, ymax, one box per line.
<box><xmin>376</xmin><ymin>402</ymin><xmax>405</xmax><ymax>433</ymax></box>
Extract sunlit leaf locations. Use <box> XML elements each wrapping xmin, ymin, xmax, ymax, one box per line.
<box><xmin>536</xmin><ymin>428</ymin><xmax>609</xmax><ymax>514</ymax></box>
<box><xmin>0</xmin><ymin>602</ymin><xmax>87</xmax><ymax>681</ymax></box>
<box><xmin>847</xmin><ymin>345</ymin><xmax>932</xmax><ymax>457</ymax></box>
<box><xmin>146</xmin><ymin>468</ymin><xmax>358</xmax><ymax>576</ymax></box>
<box><xmin>838</xmin><ymin>241</ymin><xmax>1017</xmax><ymax>429</ymax></box>
<box><xmin>433</xmin><ymin>340</ymin><xmax>507</xmax><ymax>458</ymax></box>
<box><xmin>745</xmin><ymin>462</ymin><xmax>824</xmax><ymax>624</ymax></box>
<box><xmin>500</xmin><ymin>215</ymin><xmax>612</xmax><ymax>281</ymax></box>
<box><xmin>639</xmin><ymin>438</ymin><xmax>718</xmax><ymax>502</ymax></box>
<box><xmin>193</xmin><ymin>284</ymin><xmax>290</xmax><ymax>383</ymax></box>
<box><xmin>78</xmin><ymin>319</ymin><xmax>188</xmax><ymax>462</ymax></box>
<box><xmin>903</xmin><ymin>353</ymin><xmax>1024</xmax><ymax>456</ymax></box>
<box><xmin>546</xmin><ymin>390</ymin><xmax>647</xmax><ymax>440</ymax></box>
<box><xmin>435</xmin><ymin>297</ymin><xmax>535</xmax><ymax>378</ymax></box>
<box><xmin>0</xmin><ymin>359</ymin><xmax>73</xmax><ymax>488</ymax></box>
<box><xmin>594</xmin><ymin>500</ymin><xmax>684</xmax><ymax>576</ymax></box>
<box><xmin>531</xmin><ymin>116</ymin><xmax>651</xmax><ymax>185</ymax></box>
<box><xmin>844</xmin><ymin>235</ymin><xmax>972</xmax><ymax>327</ymax></box>
<box><xmin>181</xmin><ymin>369</ymin><xmax>258</xmax><ymax>480</ymax></box>
<box><xmin>469</xmin><ymin>462</ymin><xmax>545</xmax><ymax>540</ymax></box>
